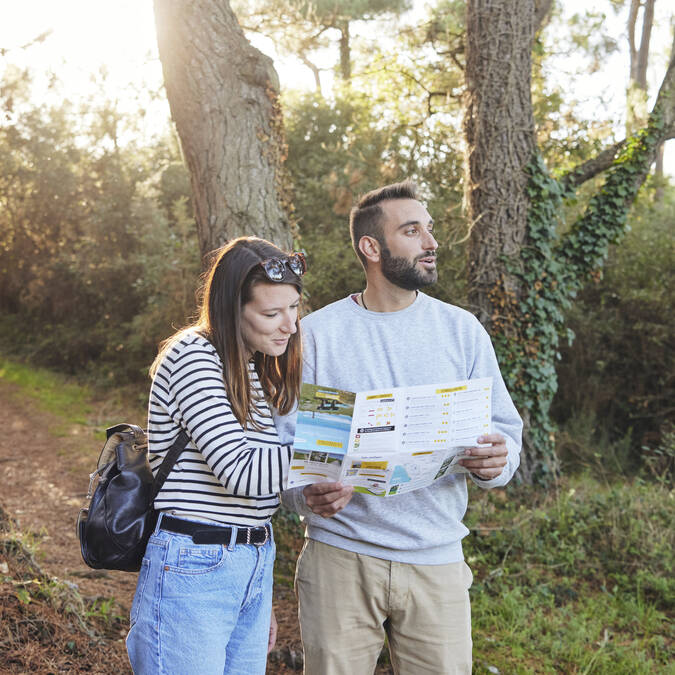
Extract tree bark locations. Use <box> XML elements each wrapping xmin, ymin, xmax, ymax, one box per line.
<box><xmin>464</xmin><ymin>0</ymin><xmax>537</xmax><ymax>328</ymax></box>
<box><xmin>463</xmin><ymin>1</ymin><xmax>539</xmax><ymax>482</ymax></box>
<box><xmin>626</xmin><ymin>0</ymin><xmax>655</xmax><ymax>133</ymax></box>
<box><xmin>338</xmin><ymin>19</ymin><xmax>351</xmax><ymax>81</ymax></box>
<box><xmin>154</xmin><ymin>0</ymin><xmax>293</xmax><ymax>262</ymax></box>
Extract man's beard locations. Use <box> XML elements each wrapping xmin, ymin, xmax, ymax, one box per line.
<box><xmin>380</xmin><ymin>245</ymin><xmax>438</xmax><ymax>291</ymax></box>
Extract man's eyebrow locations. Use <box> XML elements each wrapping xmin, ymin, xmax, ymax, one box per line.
<box><xmin>396</xmin><ymin>218</ymin><xmax>434</xmax><ymax>229</ymax></box>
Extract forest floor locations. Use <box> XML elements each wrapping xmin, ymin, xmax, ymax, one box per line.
<box><xmin>1</xmin><ymin>368</ymin><xmax>672</xmax><ymax>673</ymax></box>
<box><xmin>0</xmin><ymin>379</ymin><xmax>312</xmax><ymax>674</ymax></box>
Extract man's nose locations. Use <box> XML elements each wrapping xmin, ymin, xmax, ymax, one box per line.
<box><xmin>423</xmin><ymin>229</ymin><xmax>438</xmax><ymax>251</ymax></box>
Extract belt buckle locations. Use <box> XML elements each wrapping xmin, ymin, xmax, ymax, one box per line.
<box><xmin>250</xmin><ymin>526</ymin><xmax>269</xmax><ymax>547</ymax></box>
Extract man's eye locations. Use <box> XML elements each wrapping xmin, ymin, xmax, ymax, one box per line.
<box><xmin>406</xmin><ymin>228</ymin><xmax>418</xmax><ymax>235</ymax></box>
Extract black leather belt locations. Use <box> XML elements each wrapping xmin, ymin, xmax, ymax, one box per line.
<box><xmin>160</xmin><ymin>515</ymin><xmax>271</xmax><ymax>546</ymax></box>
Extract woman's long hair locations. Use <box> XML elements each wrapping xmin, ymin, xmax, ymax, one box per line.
<box><xmin>150</xmin><ymin>237</ymin><xmax>303</xmax><ymax>428</ymax></box>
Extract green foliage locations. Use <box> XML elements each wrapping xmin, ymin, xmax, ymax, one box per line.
<box><xmin>235</xmin><ymin>0</ymin><xmax>412</xmax><ymax>86</ymax></box>
<box><xmin>0</xmin><ymin>358</ymin><xmax>90</xmax><ymax>430</ymax></box>
<box><xmin>465</xmin><ymin>476</ymin><xmax>674</xmax><ymax>672</ymax></box>
<box><xmin>555</xmin><ymin>189</ymin><xmax>675</xmax><ymax>474</ymax></box>
<box><xmin>0</xmin><ymin>356</ymin><xmax>146</xmax><ymax>438</ymax></box>
<box><xmin>532</xmin><ymin>5</ymin><xmax>621</xmax><ymax>171</ymax></box>
<box><xmin>0</xmin><ymin>68</ymin><xmax>199</xmax><ymax>381</ymax></box>
<box><xmin>271</xmin><ymin>505</ymin><xmax>303</xmax><ymax>587</ymax></box>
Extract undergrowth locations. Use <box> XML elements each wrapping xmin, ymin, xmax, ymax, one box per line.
<box><xmin>465</xmin><ymin>476</ymin><xmax>674</xmax><ymax>674</ymax></box>
<box><xmin>0</xmin><ymin>356</ymin><xmax>146</xmax><ymax>439</ymax></box>
<box><xmin>0</xmin><ymin>505</ymin><xmax>130</xmax><ymax>674</ymax></box>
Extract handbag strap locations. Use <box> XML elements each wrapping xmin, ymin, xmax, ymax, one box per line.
<box><xmin>150</xmin><ymin>429</ymin><xmax>190</xmax><ymax>502</ymax></box>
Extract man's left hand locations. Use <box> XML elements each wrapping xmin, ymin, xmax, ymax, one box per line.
<box><xmin>458</xmin><ymin>433</ymin><xmax>508</xmax><ymax>480</ymax></box>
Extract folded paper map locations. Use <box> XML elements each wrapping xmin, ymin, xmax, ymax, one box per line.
<box><xmin>286</xmin><ymin>377</ymin><xmax>492</xmax><ymax>497</ymax></box>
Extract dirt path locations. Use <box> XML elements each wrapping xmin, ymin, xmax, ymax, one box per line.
<box><xmin>0</xmin><ymin>382</ymin><xmax>303</xmax><ymax>673</ymax></box>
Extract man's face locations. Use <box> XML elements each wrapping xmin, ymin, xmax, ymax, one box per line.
<box><xmin>378</xmin><ymin>199</ymin><xmax>438</xmax><ymax>291</ymax></box>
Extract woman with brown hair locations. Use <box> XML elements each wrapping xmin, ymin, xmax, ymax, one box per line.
<box><xmin>126</xmin><ymin>236</ymin><xmax>305</xmax><ymax>674</ymax></box>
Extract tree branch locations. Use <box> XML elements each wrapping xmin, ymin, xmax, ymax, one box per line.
<box><xmin>636</xmin><ymin>0</ymin><xmax>655</xmax><ymax>87</ymax></box>
<box><xmin>534</xmin><ymin>0</ymin><xmax>554</xmax><ymax>34</ymax></box>
<box><xmin>627</xmin><ymin>0</ymin><xmax>638</xmax><ymax>81</ymax></box>
<box><xmin>559</xmin><ymin>141</ymin><xmax>626</xmax><ymax>189</ymax></box>
<box><xmin>656</xmin><ymin>34</ymin><xmax>675</xmax><ymax>138</ymax></box>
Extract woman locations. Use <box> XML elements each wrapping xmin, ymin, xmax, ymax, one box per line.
<box><xmin>126</xmin><ymin>237</ymin><xmax>305</xmax><ymax>674</ymax></box>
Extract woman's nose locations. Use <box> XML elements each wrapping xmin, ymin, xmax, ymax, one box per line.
<box><xmin>281</xmin><ymin>314</ymin><xmax>297</xmax><ymax>334</ymax></box>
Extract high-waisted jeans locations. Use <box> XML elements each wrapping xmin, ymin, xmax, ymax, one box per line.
<box><xmin>126</xmin><ymin>513</ymin><xmax>275</xmax><ymax>675</ymax></box>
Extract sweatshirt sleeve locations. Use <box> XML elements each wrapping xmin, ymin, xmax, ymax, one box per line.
<box><xmin>467</xmin><ymin>320</ymin><xmax>523</xmax><ymax>489</ymax></box>
<box><xmin>154</xmin><ymin>337</ymin><xmax>291</xmax><ymax>496</ymax></box>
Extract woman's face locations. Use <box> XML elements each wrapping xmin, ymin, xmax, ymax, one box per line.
<box><xmin>241</xmin><ymin>282</ymin><xmax>300</xmax><ymax>357</ymax></box>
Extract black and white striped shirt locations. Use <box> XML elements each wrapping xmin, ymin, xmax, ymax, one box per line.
<box><xmin>147</xmin><ymin>332</ymin><xmax>291</xmax><ymax>526</ymax></box>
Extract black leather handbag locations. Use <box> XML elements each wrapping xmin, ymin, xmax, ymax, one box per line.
<box><xmin>77</xmin><ymin>423</ymin><xmax>189</xmax><ymax>572</ymax></box>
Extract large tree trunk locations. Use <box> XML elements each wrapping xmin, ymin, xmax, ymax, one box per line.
<box><xmin>464</xmin><ymin>1</ymin><xmax>539</xmax><ymax>481</ymax></box>
<box><xmin>154</xmin><ymin>0</ymin><xmax>293</xmax><ymax>261</ymax></box>
<box><xmin>464</xmin><ymin>0</ymin><xmax>536</xmax><ymax>329</ymax></box>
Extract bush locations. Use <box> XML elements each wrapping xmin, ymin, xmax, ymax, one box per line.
<box><xmin>465</xmin><ymin>476</ymin><xmax>674</xmax><ymax>672</ymax></box>
<box><xmin>554</xmin><ymin>185</ymin><xmax>675</xmax><ymax>474</ymax></box>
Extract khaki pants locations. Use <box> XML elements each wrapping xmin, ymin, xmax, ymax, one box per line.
<box><xmin>295</xmin><ymin>539</ymin><xmax>473</xmax><ymax>675</ymax></box>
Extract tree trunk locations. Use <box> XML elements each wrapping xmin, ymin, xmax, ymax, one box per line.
<box><xmin>338</xmin><ymin>20</ymin><xmax>351</xmax><ymax>81</ymax></box>
<box><xmin>154</xmin><ymin>0</ymin><xmax>293</xmax><ymax>261</ymax></box>
<box><xmin>464</xmin><ymin>0</ymin><xmax>536</xmax><ymax>329</ymax></box>
<box><xmin>626</xmin><ymin>0</ymin><xmax>655</xmax><ymax>133</ymax></box>
<box><xmin>464</xmin><ymin>0</ymin><xmax>540</xmax><ymax>481</ymax></box>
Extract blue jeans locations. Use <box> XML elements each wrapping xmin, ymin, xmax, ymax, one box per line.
<box><xmin>126</xmin><ymin>513</ymin><xmax>275</xmax><ymax>675</ymax></box>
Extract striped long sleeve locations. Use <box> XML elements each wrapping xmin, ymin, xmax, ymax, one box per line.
<box><xmin>147</xmin><ymin>332</ymin><xmax>291</xmax><ymax>526</ymax></box>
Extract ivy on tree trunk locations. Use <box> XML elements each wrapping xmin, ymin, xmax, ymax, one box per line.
<box><xmin>463</xmin><ymin>0</ymin><xmax>675</xmax><ymax>484</ymax></box>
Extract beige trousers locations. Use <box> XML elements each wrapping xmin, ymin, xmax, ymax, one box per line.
<box><xmin>295</xmin><ymin>539</ymin><xmax>473</xmax><ymax>675</ymax></box>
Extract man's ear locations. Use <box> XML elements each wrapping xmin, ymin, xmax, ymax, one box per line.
<box><xmin>359</xmin><ymin>235</ymin><xmax>381</xmax><ymax>264</ymax></box>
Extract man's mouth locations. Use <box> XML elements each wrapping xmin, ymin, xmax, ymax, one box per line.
<box><xmin>417</xmin><ymin>255</ymin><xmax>437</xmax><ymax>267</ymax></box>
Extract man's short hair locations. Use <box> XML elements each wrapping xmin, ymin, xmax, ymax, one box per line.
<box><xmin>349</xmin><ymin>179</ymin><xmax>418</xmax><ymax>267</ymax></box>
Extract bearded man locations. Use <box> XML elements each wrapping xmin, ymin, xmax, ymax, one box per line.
<box><xmin>279</xmin><ymin>180</ymin><xmax>523</xmax><ymax>675</ymax></box>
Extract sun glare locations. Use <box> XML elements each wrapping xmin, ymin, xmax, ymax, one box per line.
<box><xmin>1</xmin><ymin>0</ymin><xmax>161</xmax><ymax>100</ymax></box>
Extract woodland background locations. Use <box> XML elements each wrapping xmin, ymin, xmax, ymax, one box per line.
<box><xmin>0</xmin><ymin>1</ymin><xmax>673</xmax><ymax>672</ymax></box>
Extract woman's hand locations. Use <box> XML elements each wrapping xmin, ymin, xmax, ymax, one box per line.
<box><xmin>268</xmin><ymin>608</ymin><xmax>278</xmax><ymax>654</ymax></box>
<box><xmin>302</xmin><ymin>481</ymin><xmax>354</xmax><ymax>517</ymax></box>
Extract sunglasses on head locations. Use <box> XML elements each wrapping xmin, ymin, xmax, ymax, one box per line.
<box><xmin>259</xmin><ymin>252</ymin><xmax>307</xmax><ymax>282</ymax></box>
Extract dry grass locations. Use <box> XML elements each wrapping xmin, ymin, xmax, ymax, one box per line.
<box><xmin>0</xmin><ymin>506</ymin><xmax>130</xmax><ymax>675</ymax></box>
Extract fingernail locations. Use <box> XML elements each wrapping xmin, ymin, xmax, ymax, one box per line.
<box><xmin>477</xmin><ymin>436</ymin><xmax>485</xmax><ymax>443</ymax></box>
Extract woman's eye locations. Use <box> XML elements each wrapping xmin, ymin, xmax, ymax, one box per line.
<box><xmin>263</xmin><ymin>313</ymin><xmax>277</xmax><ymax>318</ymax></box>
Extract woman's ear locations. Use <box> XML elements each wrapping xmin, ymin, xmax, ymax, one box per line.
<box><xmin>358</xmin><ymin>235</ymin><xmax>381</xmax><ymax>264</ymax></box>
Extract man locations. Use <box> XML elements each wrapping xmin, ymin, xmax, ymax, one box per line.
<box><xmin>280</xmin><ymin>180</ymin><xmax>522</xmax><ymax>674</ymax></box>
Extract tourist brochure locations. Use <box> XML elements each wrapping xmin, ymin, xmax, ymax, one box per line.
<box><xmin>285</xmin><ymin>377</ymin><xmax>493</xmax><ymax>497</ymax></box>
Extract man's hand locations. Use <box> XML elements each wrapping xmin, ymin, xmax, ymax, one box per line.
<box><xmin>303</xmin><ymin>481</ymin><xmax>354</xmax><ymax>517</ymax></box>
<box><xmin>458</xmin><ymin>433</ymin><xmax>508</xmax><ymax>480</ymax></box>
<box><xmin>268</xmin><ymin>608</ymin><xmax>278</xmax><ymax>654</ymax></box>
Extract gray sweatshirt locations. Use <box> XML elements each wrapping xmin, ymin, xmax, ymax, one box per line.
<box><xmin>278</xmin><ymin>292</ymin><xmax>522</xmax><ymax>564</ymax></box>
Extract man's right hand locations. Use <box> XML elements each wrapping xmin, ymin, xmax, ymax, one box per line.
<box><xmin>302</xmin><ymin>482</ymin><xmax>354</xmax><ymax>517</ymax></box>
